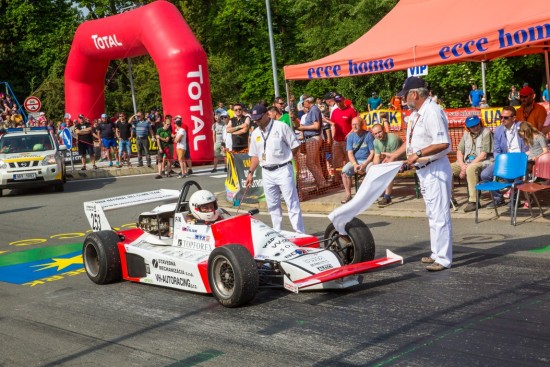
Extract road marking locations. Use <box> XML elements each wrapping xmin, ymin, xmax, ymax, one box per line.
<box><xmin>529</xmin><ymin>245</ymin><xmax>550</xmax><ymax>253</ymax></box>
<box><xmin>0</xmin><ymin>243</ymin><xmax>83</xmax><ymax>285</ymax></box>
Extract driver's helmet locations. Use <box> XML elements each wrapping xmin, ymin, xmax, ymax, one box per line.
<box><xmin>189</xmin><ymin>190</ymin><xmax>219</xmax><ymax>222</ymax></box>
<box><xmin>33</xmin><ymin>143</ymin><xmax>44</xmax><ymax>151</ymax></box>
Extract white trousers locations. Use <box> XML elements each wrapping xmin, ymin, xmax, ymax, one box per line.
<box><xmin>416</xmin><ymin>156</ymin><xmax>453</xmax><ymax>268</ymax></box>
<box><xmin>262</xmin><ymin>163</ymin><xmax>305</xmax><ymax>233</ymax></box>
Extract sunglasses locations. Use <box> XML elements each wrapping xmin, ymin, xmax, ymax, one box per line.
<box><xmin>234</xmin><ymin>108</ymin><xmax>242</xmax><ymax>111</ymax></box>
<box><xmin>501</xmin><ymin>116</ymin><xmax>514</xmax><ymax>120</ymax></box>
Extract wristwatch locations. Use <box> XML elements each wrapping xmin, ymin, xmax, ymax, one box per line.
<box><xmin>416</xmin><ymin>150</ymin><xmax>423</xmax><ymax>158</ymax></box>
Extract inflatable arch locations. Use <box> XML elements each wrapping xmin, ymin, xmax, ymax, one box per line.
<box><xmin>64</xmin><ymin>0</ymin><xmax>213</xmax><ymax>162</ymax></box>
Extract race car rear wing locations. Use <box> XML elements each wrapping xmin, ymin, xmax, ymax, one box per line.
<box><xmin>283</xmin><ymin>249</ymin><xmax>403</xmax><ymax>293</ymax></box>
<box><xmin>83</xmin><ymin>189</ymin><xmax>180</xmax><ymax>231</ymax></box>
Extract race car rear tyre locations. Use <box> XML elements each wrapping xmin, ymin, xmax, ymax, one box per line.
<box><xmin>208</xmin><ymin>245</ymin><xmax>259</xmax><ymax>308</ymax></box>
<box><xmin>83</xmin><ymin>230</ymin><xmax>122</xmax><ymax>284</ymax></box>
<box><xmin>323</xmin><ymin>218</ymin><xmax>375</xmax><ymax>265</ymax></box>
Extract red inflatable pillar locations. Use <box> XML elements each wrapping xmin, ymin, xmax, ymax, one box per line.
<box><xmin>64</xmin><ymin>0</ymin><xmax>213</xmax><ymax>163</ymax></box>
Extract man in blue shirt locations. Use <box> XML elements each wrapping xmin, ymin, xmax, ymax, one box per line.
<box><xmin>340</xmin><ymin>116</ymin><xmax>374</xmax><ymax>203</ymax></box>
<box><xmin>367</xmin><ymin>92</ymin><xmax>382</xmax><ymax>111</ymax></box>
<box><xmin>469</xmin><ymin>84</ymin><xmax>484</xmax><ymax>107</ymax></box>
<box><xmin>542</xmin><ymin>83</ymin><xmax>548</xmax><ymax>102</ymax></box>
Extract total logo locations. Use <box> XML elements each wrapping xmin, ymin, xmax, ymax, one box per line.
<box><xmin>91</xmin><ymin>34</ymin><xmax>123</xmax><ymax>50</ymax></box>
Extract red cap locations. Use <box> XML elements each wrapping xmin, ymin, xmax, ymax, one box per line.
<box><xmin>519</xmin><ymin>86</ymin><xmax>534</xmax><ymax>96</ymax></box>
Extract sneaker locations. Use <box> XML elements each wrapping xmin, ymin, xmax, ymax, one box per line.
<box><xmin>486</xmin><ymin>198</ymin><xmax>505</xmax><ymax>209</ymax></box>
<box><xmin>503</xmin><ymin>189</ymin><xmax>511</xmax><ymax>199</ymax></box>
<box><xmin>109</xmin><ymin>161</ymin><xmax>113</xmax><ymax>167</ymax></box>
<box><xmin>147</xmin><ymin>165</ymin><xmax>153</xmax><ymax>168</ymax></box>
<box><xmin>137</xmin><ymin>163</ymin><xmax>144</xmax><ymax>167</ymax></box>
<box><xmin>116</xmin><ymin>161</ymin><xmax>120</xmax><ymax>166</ymax></box>
<box><xmin>187</xmin><ymin>169</ymin><xmax>193</xmax><ymax>174</ymax></box>
<box><xmin>451</xmin><ymin>198</ymin><xmax>459</xmax><ymax>207</ymax></box>
<box><xmin>154</xmin><ymin>174</ymin><xmax>162</xmax><ymax>179</ymax></box>
<box><xmin>421</xmin><ymin>257</ymin><xmax>435</xmax><ymax>264</ymax></box>
<box><xmin>80</xmin><ymin>166</ymin><xmax>86</xmax><ymax>171</ymax></box>
<box><xmin>211</xmin><ymin>168</ymin><xmax>218</xmax><ymax>173</ymax></box>
<box><xmin>177</xmin><ymin>173</ymin><xmax>183</xmax><ymax>179</ymax></box>
<box><xmin>463</xmin><ymin>202</ymin><xmax>477</xmax><ymax>213</ymax></box>
<box><xmin>377</xmin><ymin>196</ymin><xmax>392</xmax><ymax>207</ymax></box>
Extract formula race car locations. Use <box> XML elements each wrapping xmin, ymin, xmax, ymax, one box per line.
<box><xmin>82</xmin><ymin>181</ymin><xmax>402</xmax><ymax>307</ymax></box>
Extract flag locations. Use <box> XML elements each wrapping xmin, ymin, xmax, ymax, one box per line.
<box><xmin>328</xmin><ymin>161</ymin><xmax>403</xmax><ymax>235</ymax></box>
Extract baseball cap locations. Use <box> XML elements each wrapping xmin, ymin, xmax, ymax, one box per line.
<box><xmin>324</xmin><ymin>91</ymin><xmax>335</xmax><ymax>100</ymax></box>
<box><xmin>250</xmin><ymin>104</ymin><xmax>267</xmax><ymax>121</ymax></box>
<box><xmin>396</xmin><ymin>77</ymin><xmax>426</xmax><ymax>97</ymax></box>
<box><xmin>334</xmin><ymin>94</ymin><xmax>344</xmax><ymax>102</ymax></box>
<box><xmin>39</xmin><ymin>112</ymin><xmax>45</xmax><ymax>116</ymax></box>
<box><xmin>101</xmin><ymin>113</ymin><xmax>107</xmax><ymax>118</ymax></box>
<box><xmin>220</xmin><ymin>111</ymin><xmax>228</xmax><ymax>117</ymax></box>
<box><xmin>519</xmin><ymin>86</ymin><xmax>534</xmax><ymax>96</ymax></box>
<box><xmin>372</xmin><ymin>92</ymin><xmax>377</xmax><ymax>96</ymax></box>
<box><xmin>465</xmin><ymin>116</ymin><xmax>481</xmax><ymax>128</ymax></box>
<box><xmin>174</xmin><ymin>115</ymin><xmax>182</xmax><ymax>121</ymax></box>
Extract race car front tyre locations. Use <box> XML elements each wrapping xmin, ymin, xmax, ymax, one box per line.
<box><xmin>83</xmin><ymin>230</ymin><xmax>122</xmax><ymax>284</ymax></box>
<box><xmin>208</xmin><ymin>245</ymin><xmax>259</xmax><ymax>308</ymax></box>
<box><xmin>323</xmin><ymin>217</ymin><xmax>376</xmax><ymax>265</ymax></box>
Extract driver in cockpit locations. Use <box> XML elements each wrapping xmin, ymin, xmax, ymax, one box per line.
<box><xmin>186</xmin><ymin>190</ymin><xmax>227</xmax><ymax>224</ymax></box>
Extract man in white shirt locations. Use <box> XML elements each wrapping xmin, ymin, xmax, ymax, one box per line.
<box><xmin>245</xmin><ymin>104</ymin><xmax>304</xmax><ymax>233</ymax></box>
<box><xmin>385</xmin><ymin>77</ymin><xmax>453</xmax><ymax>272</ymax></box>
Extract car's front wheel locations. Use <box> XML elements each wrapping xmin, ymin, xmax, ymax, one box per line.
<box><xmin>323</xmin><ymin>218</ymin><xmax>376</xmax><ymax>265</ymax></box>
<box><xmin>208</xmin><ymin>245</ymin><xmax>258</xmax><ymax>307</ymax></box>
<box><xmin>83</xmin><ymin>230</ymin><xmax>122</xmax><ymax>284</ymax></box>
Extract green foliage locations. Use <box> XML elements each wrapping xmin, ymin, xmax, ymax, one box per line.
<box><xmin>1</xmin><ymin>0</ymin><xmax>548</xmax><ymax>119</ymax></box>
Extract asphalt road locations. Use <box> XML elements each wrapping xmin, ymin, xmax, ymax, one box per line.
<box><xmin>0</xmin><ymin>172</ymin><xmax>549</xmax><ymax>366</ymax></box>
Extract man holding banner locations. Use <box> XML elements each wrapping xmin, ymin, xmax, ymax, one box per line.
<box><xmin>246</xmin><ymin>104</ymin><xmax>304</xmax><ymax>233</ymax></box>
<box><xmin>385</xmin><ymin>77</ymin><xmax>453</xmax><ymax>272</ymax></box>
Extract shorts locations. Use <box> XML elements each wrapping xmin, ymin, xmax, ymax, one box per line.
<box><xmin>102</xmin><ymin>138</ymin><xmax>117</xmax><ymax>148</ymax></box>
<box><xmin>158</xmin><ymin>145</ymin><xmax>173</xmax><ymax>159</ymax></box>
<box><xmin>214</xmin><ymin>142</ymin><xmax>224</xmax><ymax>158</ymax></box>
<box><xmin>78</xmin><ymin>142</ymin><xmax>94</xmax><ymax>156</ymax></box>
<box><xmin>342</xmin><ymin>160</ymin><xmax>373</xmax><ymax>177</ymax></box>
<box><xmin>184</xmin><ymin>146</ymin><xmax>190</xmax><ymax>159</ymax></box>
<box><xmin>177</xmin><ymin>148</ymin><xmax>186</xmax><ymax>161</ymax></box>
<box><xmin>118</xmin><ymin>139</ymin><xmax>131</xmax><ymax>156</ymax></box>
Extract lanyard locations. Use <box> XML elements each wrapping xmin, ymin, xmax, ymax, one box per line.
<box><xmin>506</xmin><ymin>123</ymin><xmax>517</xmax><ymax>150</ymax></box>
<box><xmin>408</xmin><ymin>114</ymin><xmax>421</xmax><ymax>145</ymax></box>
<box><xmin>260</xmin><ymin>120</ymin><xmax>273</xmax><ymax>152</ymax></box>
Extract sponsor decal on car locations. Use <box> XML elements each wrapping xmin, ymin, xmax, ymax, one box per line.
<box><xmin>176</xmin><ymin>239</ymin><xmax>212</xmax><ymax>252</ymax></box>
<box><xmin>154</xmin><ymin>274</ymin><xmax>197</xmax><ymax>289</ymax></box>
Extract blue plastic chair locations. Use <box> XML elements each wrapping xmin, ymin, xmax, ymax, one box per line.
<box><xmin>475</xmin><ymin>152</ymin><xmax>528</xmax><ymax>224</ymax></box>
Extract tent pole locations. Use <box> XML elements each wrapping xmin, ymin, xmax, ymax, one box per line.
<box><xmin>544</xmin><ymin>50</ymin><xmax>550</xmax><ymax>99</ymax></box>
<box><xmin>481</xmin><ymin>61</ymin><xmax>487</xmax><ymax>98</ymax></box>
<box><xmin>285</xmin><ymin>80</ymin><xmax>292</xmax><ymax>111</ymax></box>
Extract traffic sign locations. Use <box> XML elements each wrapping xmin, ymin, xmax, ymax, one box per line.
<box><xmin>24</xmin><ymin>96</ymin><xmax>42</xmax><ymax>113</ymax></box>
<box><xmin>60</xmin><ymin>128</ymin><xmax>73</xmax><ymax>150</ymax></box>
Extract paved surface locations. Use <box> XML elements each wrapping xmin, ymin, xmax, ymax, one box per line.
<box><xmin>66</xmin><ymin>159</ymin><xmax>550</xmax><ymax>224</ymax></box>
<box><xmin>1</xmin><ymin>171</ymin><xmax>549</xmax><ymax>366</ymax></box>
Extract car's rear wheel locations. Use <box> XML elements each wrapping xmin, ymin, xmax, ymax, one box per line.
<box><xmin>83</xmin><ymin>230</ymin><xmax>122</xmax><ymax>284</ymax></box>
<box><xmin>323</xmin><ymin>218</ymin><xmax>375</xmax><ymax>264</ymax></box>
<box><xmin>208</xmin><ymin>245</ymin><xmax>258</xmax><ymax>307</ymax></box>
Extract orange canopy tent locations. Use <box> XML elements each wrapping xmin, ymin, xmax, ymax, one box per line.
<box><xmin>283</xmin><ymin>0</ymin><xmax>550</xmax><ymax>83</ymax></box>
